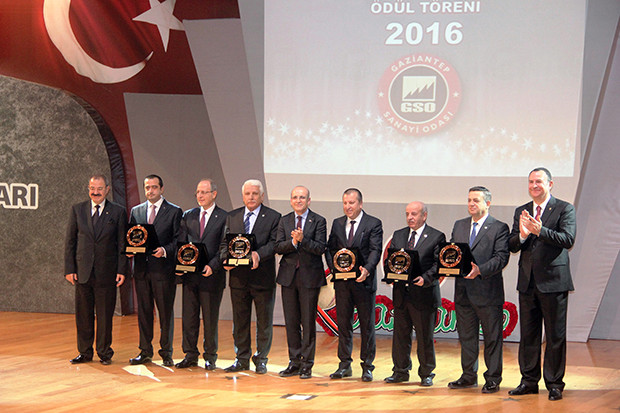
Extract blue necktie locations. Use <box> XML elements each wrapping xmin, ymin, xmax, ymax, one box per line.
<box><xmin>244</xmin><ymin>211</ymin><xmax>253</xmax><ymax>233</ymax></box>
<box><xmin>469</xmin><ymin>222</ymin><xmax>478</xmax><ymax>247</ymax></box>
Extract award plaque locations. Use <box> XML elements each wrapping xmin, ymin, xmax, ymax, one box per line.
<box><xmin>224</xmin><ymin>233</ymin><xmax>256</xmax><ymax>267</ymax></box>
<box><xmin>332</xmin><ymin>248</ymin><xmax>359</xmax><ymax>280</ymax></box>
<box><xmin>437</xmin><ymin>242</ymin><xmax>474</xmax><ymax>277</ymax></box>
<box><xmin>175</xmin><ymin>242</ymin><xmax>207</xmax><ymax>274</ymax></box>
<box><xmin>382</xmin><ymin>248</ymin><xmax>420</xmax><ymax>283</ymax></box>
<box><xmin>125</xmin><ymin>224</ymin><xmax>158</xmax><ymax>254</ymax></box>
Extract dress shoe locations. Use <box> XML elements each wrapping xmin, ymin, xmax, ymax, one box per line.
<box><xmin>162</xmin><ymin>356</ymin><xmax>174</xmax><ymax>367</ymax></box>
<box><xmin>420</xmin><ymin>376</ymin><xmax>434</xmax><ymax>387</ymax></box>
<box><xmin>329</xmin><ymin>366</ymin><xmax>353</xmax><ymax>379</ymax></box>
<box><xmin>70</xmin><ymin>354</ymin><xmax>92</xmax><ymax>364</ymax></box>
<box><xmin>99</xmin><ymin>358</ymin><xmax>112</xmax><ymax>366</ymax></box>
<box><xmin>204</xmin><ymin>360</ymin><xmax>216</xmax><ymax>371</ymax></box>
<box><xmin>299</xmin><ymin>367</ymin><xmax>312</xmax><ymax>379</ymax></box>
<box><xmin>129</xmin><ymin>353</ymin><xmax>152</xmax><ymax>365</ymax></box>
<box><xmin>508</xmin><ymin>383</ymin><xmax>539</xmax><ymax>396</ymax></box>
<box><xmin>384</xmin><ymin>372</ymin><xmax>409</xmax><ymax>384</ymax></box>
<box><xmin>361</xmin><ymin>369</ymin><xmax>373</xmax><ymax>382</ymax></box>
<box><xmin>175</xmin><ymin>358</ymin><xmax>198</xmax><ymax>368</ymax></box>
<box><xmin>255</xmin><ymin>362</ymin><xmax>267</xmax><ymax>374</ymax></box>
<box><xmin>224</xmin><ymin>360</ymin><xmax>249</xmax><ymax>373</ymax></box>
<box><xmin>481</xmin><ymin>382</ymin><xmax>500</xmax><ymax>393</ymax></box>
<box><xmin>548</xmin><ymin>388</ymin><xmax>563</xmax><ymax>401</ymax></box>
<box><xmin>448</xmin><ymin>378</ymin><xmax>477</xmax><ymax>389</ymax></box>
<box><xmin>279</xmin><ymin>364</ymin><xmax>301</xmax><ymax>377</ymax></box>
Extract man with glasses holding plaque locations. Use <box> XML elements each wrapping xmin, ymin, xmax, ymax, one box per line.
<box><xmin>64</xmin><ymin>175</ymin><xmax>128</xmax><ymax>365</ymax></box>
<box><xmin>447</xmin><ymin>186</ymin><xmax>510</xmax><ymax>394</ymax></box>
<box><xmin>174</xmin><ymin>179</ymin><xmax>228</xmax><ymax>370</ymax></box>
<box><xmin>507</xmin><ymin>168</ymin><xmax>576</xmax><ymax>401</ymax></box>
<box><xmin>326</xmin><ymin>188</ymin><xmax>383</xmax><ymax>382</ymax></box>
<box><xmin>221</xmin><ymin>179</ymin><xmax>281</xmax><ymax>374</ymax></box>
<box><xmin>384</xmin><ymin>201</ymin><xmax>445</xmax><ymax>386</ymax></box>
<box><xmin>274</xmin><ymin>186</ymin><xmax>327</xmax><ymax>379</ymax></box>
<box><xmin>128</xmin><ymin>174</ymin><xmax>182</xmax><ymax>367</ymax></box>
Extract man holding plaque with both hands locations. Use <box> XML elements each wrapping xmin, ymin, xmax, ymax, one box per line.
<box><xmin>220</xmin><ymin>179</ymin><xmax>281</xmax><ymax>374</ymax></box>
<box><xmin>326</xmin><ymin>188</ymin><xmax>383</xmax><ymax>382</ymax></box>
<box><xmin>384</xmin><ymin>201</ymin><xmax>445</xmax><ymax>386</ymax></box>
<box><xmin>174</xmin><ymin>179</ymin><xmax>228</xmax><ymax>370</ymax></box>
<box><xmin>128</xmin><ymin>174</ymin><xmax>183</xmax><ymax>367</ymax></box>
<box><xmin>447</xmin><ymin>186</ymin><xmax>509</xmax><ymax>394</ymax></box>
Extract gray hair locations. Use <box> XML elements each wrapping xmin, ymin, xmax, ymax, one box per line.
<box><xmin>242</xmin><ymin>179</ymin><xmax>264</xmax><ymax>195</ymax></box>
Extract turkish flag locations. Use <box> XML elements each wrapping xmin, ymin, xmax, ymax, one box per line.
<box><xmin>0</xmin><ymin>0</ymin><xmax>240</xmax><ymax>207</ymax></box>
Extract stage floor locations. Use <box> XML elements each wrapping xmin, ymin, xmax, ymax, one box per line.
<box><xmin>1</xmin><ymin>312</ymin><xmax>619</xmax><ymax>412</ymax></box>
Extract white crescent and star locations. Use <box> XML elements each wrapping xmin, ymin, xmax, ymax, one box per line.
<box><xmin>43</xmin><ymin>0</ymin><xmax>184</xmax><ymax>84</ymax></box>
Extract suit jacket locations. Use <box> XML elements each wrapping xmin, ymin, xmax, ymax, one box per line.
<box><xmin>65</xmin><ymin>200</ymin><xmax>128</xmax><ymax>286</ymax></box>
<box><xmin>450</xmin><ymin>215</ymin><xmax>510</xmax><ymax>306</ymax></box>
<box><xmin>390</xmin><ymin>225</ymin><xmax>445</xmax><ymax>310</ymax></box>
<box><xmin>129</xmin><ymin>198</ymin><xmax>182</xmax><ymax>281</ymax></box>
<box><xmin>274</xmin><ymin>209</ymin><xmax>327</xmax><ymax>289</ymax></box>
<box><xmin>178</xmin><ymin>205</ymin><xmax>228</xmax><ymax>292</ymax></box>
<box><xmin>508</xmin><ymin>196</ymin><xmax>576</xmax><ymax>293</ymax></box>
<box><xmin>220</xmin><ymin>205</ymin><xmax>281</xmax><ymax>290</ymax></box>
<box><xmin>326</xmin><ymin>211</ymin><xmax>383</xmax><ymax>292</ymax></box>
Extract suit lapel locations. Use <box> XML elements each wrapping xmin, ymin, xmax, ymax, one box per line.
<box><xmin>472</xmin><ymin>216</ymin><xmax>494</xmax><ymax>249</ymax></box>
<box><xmin>85</xmin><ymin>202</ymin><xmax>96</xmax><ymax>236</ymax></box>
<box><xmin>414</xmin><ymin>227</ymin><xmax>428</xmax><ymax>250</ymax></box>
<box><xmin>203</xmin><ymin>207</ymin><xmax>222</xmax><ymax>239</ymax></box>
<box><xmin>540</xmin><ymin>197</ymin><xmax>556</xmax><ymax>227</ymax></box>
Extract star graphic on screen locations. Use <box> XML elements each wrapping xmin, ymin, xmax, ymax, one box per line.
<box><xmin>133</xmin><ymin>0</ymin><xmax>184</xmax><ymax>52</ymax></box>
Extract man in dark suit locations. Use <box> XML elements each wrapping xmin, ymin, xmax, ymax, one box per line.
<box><xmin>128</xmin><ymin>174</ymin><xmax>182</xmax><ymax>367</ymax></box>
<box><xmin>174</xmin><ymin>179</ymin><xmax>228</xmax><ymax>370</ymax></box>
<box><xmin>64</xmin><ymin>174</ymin><xmax>128</xmax><ymax>365</ymax></box>
<box><xmin>384</xmin><ymin>201</ymin><xmax>445</xmax><ymax>386</ymax></box>
<box><xmin>326</xmin><ymin>188</ymin><xmax>383</xmax><ymax>382</ymax></box>
<box><xmin>507</xmin><ymin>167</ymin><xmax>576</xmax><ymax>401</ymax></box>
<box><xmin>274</xmin><ymin>186</ymin><xmax>327</xmax><ymax>379</ymax></box>
<box><xmin>447</xmin><ymin>186</ymin><xmax>510</xmax><ymax>393</ymax></box>
<box><xmin>221</xmin><ymin>179</ymin><xmax>281</xmax><ymax>374</ymax></box>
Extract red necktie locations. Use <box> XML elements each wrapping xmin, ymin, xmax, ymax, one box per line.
<box><xmin>535</xmin><ymin>205</ymin><xmax>542</xmax><ymax>220</ymax></box>
<box><xmin>200</xmin><ymin>211</ymin><xmax>207</xmax><ymax>238</ymax></box>
<box><xmin>407</xmin><ymin>230</ymin><xmax>416</xmax><ymax>249</ymax></box>
<box><xmin>296</xmin><ymin>215</ymin><xmax>302</xmax><ymax>230</ymax></box>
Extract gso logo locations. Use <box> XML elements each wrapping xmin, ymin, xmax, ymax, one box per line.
<box><xmin>377</xmin><ymin>54</ymin><xmax>461</xmax><ymax>136</ymax></box>
<box><xmin>0</xmin><ymin>183</ymin><xmax>39</xmax><ymax>209</ymax></box>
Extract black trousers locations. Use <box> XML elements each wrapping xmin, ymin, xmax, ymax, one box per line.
<box><xmin>75</xmin><ymin>275</ymin><xmax>117</xmax><ymax>360</ymax></box>
<box><xmin>455</xmin><ymin>294</ymin><xmax>503</xmax><ymax>384</ymax></box>
<box><xmin>230</xmin><ymin>286</ymin><xmax>275</xmax><ymax>364</ymax></box>
<box><xmin>335</xmin><ymin>282</ymin><xmax>376</xmax><ymax>371</ymax></box>
<box><xmin>281</xmin><ymin>271</ymin><xmax>321</xmax><ymax>369</ymax></box>
<box><xmin>391</xmin><ymin>300</ymin><xmax>436</xmax><ymax>379</ymax></box>
<box><xmin>181</xmin><ymin>283</ymin><xmax>224</xmax><ymax>363</ymax></box>
<box><xmin>135</xmin><ymin>274</ymin><xmax>176</xmax><ymax>358</ymax></box>
<box><xmin>518</xmin><ymin>283</ymin><xmax>568</xmax><ymax>391</ymax></box>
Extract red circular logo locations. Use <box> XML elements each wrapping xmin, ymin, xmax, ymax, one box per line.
<box><xmin>378</xmin><ymin>54</ymin><xmax>461</xmax><ymax>136</ymax></box>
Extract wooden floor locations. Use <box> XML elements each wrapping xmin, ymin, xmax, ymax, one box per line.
<box><xmin>1</xmin><ymin>312</ymin><xmax>619</xmax><ymax>412</ymax></box>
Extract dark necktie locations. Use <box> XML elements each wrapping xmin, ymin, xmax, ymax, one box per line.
<box><xmin>535</xmin><ymin>205</ymin><xmax>542</xmax><ymax>220</ymax></box>
<box><xmin>407</xmin><ymin>230</ymin><xmax>416</xmax><ymax>249</ymax></box>
<box><xmin>469</xmin><ymin>222</ymin><xmax>478</xmax><ymax>247</ymax></box>
<box><xmin>92</xmin><ymin>204</ymin><xmax>100</xmax><ymax>228</ymax></box>
<box><xmin>347</xmin><ymin>220</ymin><xmax>356</xmax><ymax>246</ymax></box>
<box><xmin>296</xmin><ymin>215</ymin><xmax>302</xmax><ymax>230</ymax></box>
<box><xmin>244</xmin><ymin>211</ymin><xmax>253</xmax><ymax>233</ymax></box>
<box><xmin>200</xmin><ymin>210</ymin><xmax>207</xmax><ymax>238</ymax></box>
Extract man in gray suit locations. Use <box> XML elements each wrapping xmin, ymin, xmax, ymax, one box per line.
<box><xmin>275</xmin><ymin>186</ymin><xmax>326</xmax><ymax>379</ymax></box>
<box><xmin>128</xmin><ymin>174</ymin><xmax>183</xmax><ymax>367</ymax></box>
<box><xmin>384</xmin><ymin>201</ymin><xmax>445</xmax><ymax>386</ymax></box>
<box><xmin>64</xmin><ymin>174</ymin><xmax>128</xmax><ymax>365</ymax></box>
<box><xmin>174</xmin><ymin>179</ymin><xmax>228</xmax><ymax>370</ymax></box>
<box><xmin>507</xmin><ymin>167</ymin><xmax>576</xmax><ymax>401</ymax></box>
<box><xmin>447</xmin><ymin>186</ymin><xmax>509</xmax><ymax>394</ymax></box>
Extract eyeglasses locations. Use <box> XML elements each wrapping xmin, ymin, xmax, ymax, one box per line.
<box><xmin>195</xmin><ymin>190</ymin><xmax>214</xmax><ymax>195</ymax></box>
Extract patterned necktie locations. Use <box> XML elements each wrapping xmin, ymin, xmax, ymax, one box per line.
<box><xmin>92</xmin><ymin>204</ymin><xmax>100</xmax><ymax>227</ymax></box>
<box><xmin>469</xmin><ymin>222</ymin><xmax>478</xmax><ymax>247</ymax></box>
<box><xmin>244</xmin><ymin>211</ymin><xmax>253</xmax><ymax>233</ymax></box>
<box><xmin>347</xmin><ymin>220</ymin><xmax>356</xmax><ymax>246</ymax></box>
<box><xmin>407</xmin><ymin>230</ymin><xmax>416</xmax><ymax>249</ymax></box>
<box><xmin>148</xmin><ymin>204</ymin><xmax>156</xmax><ymax>224</ymax></box>
<box><xmin>535</xmin><ymin>205</ymin><xmax>542</xmax><ymax>220</ymax></box>
<box><xmin>296</xmin><ymin>215</ymin><xmax>302</xmax><ymax>230</ymax></box>
<box><xmin>200</xmin><ymin>210</ymin><xmax>207</xmax><ymax>238</ymax></box>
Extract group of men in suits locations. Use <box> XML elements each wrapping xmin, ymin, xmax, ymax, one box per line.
<box><xmin>64</xmin><ymin>167</ymin><xmax>575</xmax><ymax>401</ymax></box>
